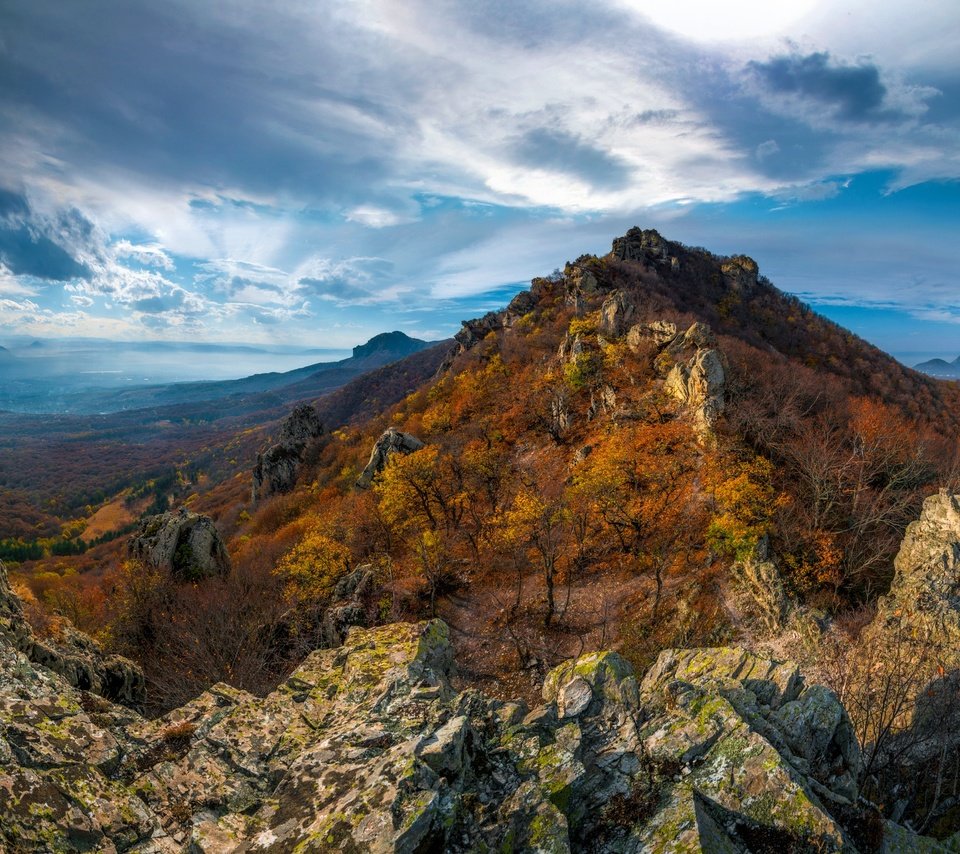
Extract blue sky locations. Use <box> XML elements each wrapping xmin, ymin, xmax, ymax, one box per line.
<box><xmin>0</xmin><ymin>0</ymin><xmax>958</xmax><ymax>359</ymax></box>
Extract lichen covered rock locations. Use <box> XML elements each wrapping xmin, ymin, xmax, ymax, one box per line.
<box><xmin>128</xmin><ymin>508</ymin><xmax>231</xmax><ymax>581</ymax></box>
<box><xmin>0</xmin><ymin>565</ymin><xmax>922</xmax><ymax>853</ymax></box>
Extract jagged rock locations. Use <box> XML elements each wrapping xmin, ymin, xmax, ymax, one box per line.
<box><xmin>598</xmin><ymin>290</ymin><xmax>637</xmax><ymax>337</ymax></box>
<box><xmin>563</xmin><ymin>255</ymin><xmax>607</xmax><ymax>313</ymax></box>
<box><xmin>664</xmin><ymin>325</ymin><xmax>726</xmax><ymax>435</ymax></box>
<box><xmin>626</xmin><ymin>319</ymin><xmax>678</xmax><ymax>352</ymax></box>
<box><xmin>637</xmin><ymin>647</ymin><xmax>860</xmax><ymax>850</ymax></box>
<box><xmin>733</xmin><ymin>538</ymin><xmax>792</xmax><ymax>632</ymax></box>
<box><xmin>611</xmin><ymin>226</ymin><xmax>672</xmax><ymax>263</ymax></box>
<box><xmin>665</xmin><ymin>320</ymin><xmax>716</xmax><ymax>355</ymax></box>
<box><xmin>881</xmin><ymin>489</ymin><xmax>960</xmax><ymax>632</ymax></box>
<box><xmin>505</xmin><ymin>289</ymin><xmax>536</xmax><ymax>324</ymax></box>
<box><xmin>551</xmin><ymin>392</ymin><xmax>571</xmax><ymax>437</ymax></box>
<box><xmin>356</xmin><ymin>427</ymin><xmax>425</xmax><ymax>488</ymax></box>
<box><xmin>0</xmin><ymin>561</ymin><xmax>145</xmax><ymax>707</ymax></box>
<box><xmin>0</xmin><ymin>576</ymin><xmax>927</xmax><ymax>853</ymax></box>
<box><xmin>437</xmin><ymin>310</ymin><xmax>508</xmax><ymax>373</ymax></box>
<box><xmin>865</xmin><ymin>490</ymin><xmax>960</xmax><ymax>799</ymax></box>
<box><xmin>558</xmin><ymin>330</ymin><xmax>585</xmax><ymax>362</ymax></box>
<box><xmin>252</xmin><ymin>404</ymin><xmax>323</xmax><ymax>502</ymax></box>
<box><xmin>721</xmin><ymin>255</ymin><xmax>759</xmax><ymax>293</ymax></box>
<box><xmin>128</xmin><ymin>508</ymin><xmax>231</xmax><ymax>581</ymax></box>
<box><xmin>587</xmin><ymin>384</ymin><xmax>617</xmax><ymax>421</ymax></box>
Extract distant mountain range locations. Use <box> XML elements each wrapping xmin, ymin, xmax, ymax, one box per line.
<box><xmin>914</xmin><ymin>355</ymin><xmax>960</xmax><ymax>378</ymax></box>
<box><xmin>0</xmin><ymin>331</ymin><xmax>435</xmax><ymax>414</ymax></box>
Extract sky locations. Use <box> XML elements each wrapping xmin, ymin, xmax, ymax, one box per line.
<box><xmin>0</xmin><ymin>0</ymin><xmax>958</xmax><ymax>359</ymax></box>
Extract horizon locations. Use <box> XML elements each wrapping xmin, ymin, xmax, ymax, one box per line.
<box><xmin>0</xmin><ymin>291</ymin><xmax>958</xmax><ymax>373</ymax></box>
<box><xmin>0</xmin><ymin>0</ymin><xmax>958</xmax><ymax>354</ymax></box>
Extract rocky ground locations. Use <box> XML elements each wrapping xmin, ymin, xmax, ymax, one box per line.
<box><xmin>8</xmin><ymin>489</ymin><xmax>960</xmax><ymax>851</ymax></box>
<box><xmin>3</xmin><ymin>554</ymin><xmax>960</xmax><ymax>852</ymax></box>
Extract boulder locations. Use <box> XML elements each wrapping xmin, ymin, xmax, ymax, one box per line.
<box><xmin>252</xmin><ymin>404</ymin><xmax>323</xmax><ymax>501</ymax></box>
<box><xmin>128</xmin><ymin>507</ymin><xmax>231</xmax><ymax>581</ymax></box>
<box><xmin>356</xmin><ymin>427</ymin><xmax>425</xmax><ymax>488</ymax></box>
<box><xmin>626</xmin><ymin>319</ymin><xmax>678</xmax><ymax>351</ymax></box>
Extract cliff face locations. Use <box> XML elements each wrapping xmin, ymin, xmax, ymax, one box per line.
<box><xmin>2</xmin><ymin>548</ymin><xmax>948</xmax><ymax>853</ymax></box>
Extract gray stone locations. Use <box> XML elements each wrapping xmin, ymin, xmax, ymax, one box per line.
<box><xmin>252</xmin><ymin>404</ymin><xmax>323</xmax><ymax>501</ymax></box>
<box><xmin>128</xmin><ymin>508</ymin><xmax>230</xmax><ymax>580</ymax></box>
<box><xmin>356</xmin><ymin>427</ymin><xmax>425</xmax><ymax>488</ymax></box>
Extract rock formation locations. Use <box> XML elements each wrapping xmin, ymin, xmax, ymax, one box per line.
<box><xmin>598</xmin><ymin>290</ymin><xmax>637</xmax><ymax>338</ymax></box>
<box><xmin>661</xmin><ymin>323</ymin><xmax>727</xmax><ymax>435</ymax></box>
<box><xmin>627</xmin><ymin>319</ymin><xmax>678</xmax><ymax>351</ymax></box>
<box><xmin>0</xmin><ymin>559</ymin><xmax>145</xmax><ymax>706</ymax></box>
<box><xmin>128</xmin><ymin>508</ymin><xmax>231</xmax><ymax>581</ymax></box>
<box><xmin>251</xmin><ymin>404</ymin><xmax>323</xmax><ymax>502</ymax></box>
<box><xmin>611</xmin><ymin>226</ymin><xmax>671</xmax><ymax>263</ymax></box>
<box><xmin>320</xmin><ymin>563</ymin><xmax>375</xmax><ymax>646</ymax></box>
<box><xmin>721</xmin><ymin>255</ymin><xmax>760</xmax><ymax>294</ymax></box>
<box><xmin>877</xmin><ymin>489</ymin><xmax>960</xmax><ymax>639</ymax></box>
<box><xmin>356</xmin><ymin>427</ymin><xmax>425</xmax><ymax>488</ymax></box>
<box><xmin>2</xmin><ymin>541</ymin><xmax>956</xmax><ymax>853</ymax></box>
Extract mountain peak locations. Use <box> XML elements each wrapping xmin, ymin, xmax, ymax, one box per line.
<box><xmin>352</xmin><ymin>330</ymin><xmax>428</xmax><ymax>360</ymax></box>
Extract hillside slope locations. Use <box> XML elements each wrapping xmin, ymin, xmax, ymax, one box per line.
<box><xmin>12</xmin><ymin>226</ymin><xmax>960</xmax><ymax>844</ymax></box>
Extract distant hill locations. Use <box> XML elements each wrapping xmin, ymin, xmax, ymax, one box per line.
<box><xmin>915</xmin><ymin>355</ymin><xmax>960</xmax><ymax>378</ymax></box>
<box><xmin>0</xmin><ymin>331</ymin><xmax>435</xmax><ymax>414</ymax></box>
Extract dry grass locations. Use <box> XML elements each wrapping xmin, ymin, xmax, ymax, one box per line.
<box><xmin>83</xmin><ymin>494</ymin><xmax>144</xmax><ymax>540</ymax></box>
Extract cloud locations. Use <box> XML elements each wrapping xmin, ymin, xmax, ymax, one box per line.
<box><xmin>0</xmin><ymin>189</ymin><xmax>92</xmax><ymax>281</ymax></box>
<box><xmin>0</xmin><ymin>0</ymin><xmax>956</xmax><ymax>347</ymax></box>
<box><xmin>296</xmin><ymin>256</ymin><xmax>397</xmax><ymax>305</ymax></box>
<box><xmin>345</xmin><ymin>205</ymin><xmax>417</xmax><ymax>228</ymax></box>
<box><xmin>113</xmin><ymin>240</ymin><xmax>174</xmax><ymax>270</ymax></box>
<box><xmin>750</xmin><ymin>51</ymin><xmax>903</xmax><ymax>122</ymax></box>
<box><xmin>511</xmin><ymin>128</ymin><xmax>632</xmax><ymax>189</ymax></box>
<box><xmin>755</xmin><ymin>139</ymin><xmax>779</xmax><ymax>160</ymax></box>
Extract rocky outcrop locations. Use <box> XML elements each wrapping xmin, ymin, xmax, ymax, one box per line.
<box><xmin>252</xmin><ymin>404</ymin><xmax>323</xmax><ymax>502</ymax></box>
<box><xmin>731</xmin><ymin>537</ymin><xmax>793</xmax><ymax>633</ymax></box>
<box><xmin>128</xmin><ymin>508</ymin><xmax>231</xmax><ymax>581</ymax></box>
<box><xmin>1</xmin><ymin>593</ymin><xmax>912</xmax><ymax>853</ymax></box>
<box><xmin>598</xmin><ymin>290</ymin><xmax>637</xmax><ymax>337</ymax></box>
<box><xmin>563</xmin><ymin>255</ymin><xmax>608</xmax><ymax>313</ymax></box>
<box><xmin>661</xmin><ymin>322</ymin><xmax>727</xmax><ymax>435</ymax></box>
<box><xmin>722</xmin><ymin>255</ymin><xmax>760</xmax><ymax>294</ymax></box>
<box><xmin>0</xmin><ymin>560</ymin><xmax>145</xmax><ymax>706</ymax></box>
<box><xmin>320</xmin><ymin>563</ymin><xmax>375</xmax><ymax>646</ymax></box>
<box><xmin>880</xmin><ymin>490</ymin><xmax>960</xmax><ymax>633</ymax></box>
<box><xmin>356</xmin><ymin>427</ymin><xmax>425</xmax><ymax>488</ymax></box>
<box><xmin>627</xmin><ymin>319</ymin><xmax>678</xmax><ymax>351</ymax></box>
<box><xmin>611</xmin><ymin>226</ymin><xmax>672</xmax><ymax>263</ymax></box>
<box><xmin>0</xmin><ymin>548</ymin><xmax>948</xmax><ymax>854</ymax></box>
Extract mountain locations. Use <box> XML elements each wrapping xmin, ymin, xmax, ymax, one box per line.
<box><xmin>0</xmin><ymin>330</ymin><xmax>434</xmax><ymax>414</ymax></box>
<box><xmin>10</xmin><ymin>226</ymin><xmax>960</xmax><ymax>847</ymax></box>
<box><xmin>915</xmin><ymin>354</ymin><xmax>960</xmax><ymax>378</ymax></box>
